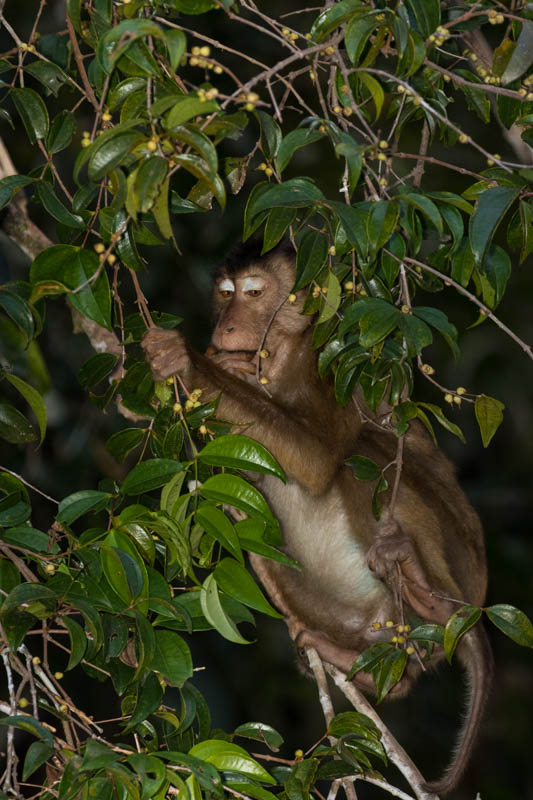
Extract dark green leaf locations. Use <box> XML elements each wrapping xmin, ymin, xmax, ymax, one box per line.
<box><xmin>214</xmin><ymin>558</ymin><xmax>282</xmax><ymax>618</ymax></box>
<box><xmin>134</xmin><ymin>156</ymin><xmax>168</xmax><ymax>213</ymax></box>
<box><xmin>22</xmin><ymin>741</ymin><xmax>53</xmax><ymax>781</ymax></box>
<box><xmin>234</xmin><ymin>722</ymin><xmax>283</xmax><ymax>751</ymax></box>
<box><xmin>276</xmin><ymin>129</ymin><xmax>323</xmax><ymax>173</ymax></box>
<box><xmin>5</xmin><ymin>373</ymin><xmax>46</xmax><ymax>446</ymax></box>
<box><xmin>195</xmin><ymin>505</ymin><xmax>243</xmax><ymax>563</ymax></box>
<box><xmin>152</xmin><ymin>629</ymin><xmax>193</xmax><ymax>685</ymax></box>
<box><xmin>166</xmin><ymin>96</ymin><xmax>219</xmax><ymax>128</ymax></box>
<box><xmin>122</xmin><ymin>459</ymin><xmax>183</xmax><ymax>495</ymax></box>
<box><xmin>11</xmin><ymin>88</ymin><xmax>49</xmax><ymax>144</ymax></box>
<box><xmin>164</xmin><ymin>28</ymin><xmax>187</xmax><ymax>71</ymax></box>
<box><xmin>57</xmin><ymin>490</ymin><xmax>110</xmax><ymax>523</ymax></box>
<box><xmin>0</xmin><ymin>715</ymin><xmax>53</xmax><ymax>745</ymax></box>
<box><xmin>262</xmin><ymin>207</ymin><xmax>296</xmax><ymax>253</ymax></box>
<box><xmin>34</xmin><ymin>181</ymin><xmax>85</xmax><ymax>229</ymax></box>
<box><xmin>0</xmin><ymin>290</ymin><xmax>34</xmax><ymax>344</ymax></box>
<box><xmin>25</xmin><ymin>60</ymin><xmax>68</xmax><ymax>97</ymax></box>
<box><xmin>88</xmin><ymin>130</ymin><xmax>142</xmax><ymax>182</ymax></box>
<box><xmin>198</xmin><ymin>435</ymin><xmax>285</xmax><ymax>481</ymax></box>
<box><xmin>46</xmin><ymin>110</ymin><xmax>76</xmax><ymax>154</ymax></box>
<box><xmin>345</xmin><ymin>455</ymin><xmax>381</xmax><ymax>481</ymax></box>
<box><xmin>311</xmin><ymin>0</ymin><xmax>363</xmax><ymax>42</ymax></box>
<box><xmin>469</xmin><ymin>187</ymin><xmax>520</xmax><ymax>266</ymax></box>
<box><xmin>417</xmin><ymin>402</ymin><xmax>465</xmax><ymax>443</ymax></box>
<box><xmin>412</xmin><ymin>307</ymin><xmax>459</xmax><ymax>359</ymax></box>
<box><xmin>405</xmin><ymin>0</ymin><xmax>440</xmax><ymax>38</ymax></box>
<box><xmin>294</xmin><ymin>229</ymin><xmax>328</xmax><ymax>291</ymax></box>
<box><xmin>359</xmin><ymin>304</ymin><xmax>400</xmax><ymax>348</ymax></box>
<box><xmin>255</xmin><ymin>110</ymin><xmax>282</xmax><ymax>159</ymax></box>
<box><xmin>0</xmin><ymin>175</ymin><xmax>33</xmax><ymax>210</ymax></box>
<box><xmin>61</xmin><ymin>615</ymin><xmax>87</xmax><ymax>671</ymax></box>
<box><xmin>443</xmin><ymin>605</ymin><xmax>481</xmax><ymax>663</ymax></box>
<box><xmin>78</xmin><ymin>353</ymin><xmax>119</xmax><ymax>388</ymax></box>
<box><xmin>200</xmin><ymin>573</ymin><xmax>252</xmax><ymax>645</ymax></box>
<box><xmin>106</xmin><ymin>428</ymin><xmax>145</xmax><ymax>463</ymax></box>
<box><xmin>251</xmin><ymin>179</ymin><xmax>324</xmax><ymax>213</ymax></box>
<box><xmin>0</xmin><ymin>403</ymin><xmax>36</xmax><ymax>444</ymax></box>
<box><xmin>486</xmin><ymin>604</ymin><xmax>533</xmax><ymax>647</ymax></box>
<box><xmin>201</xmin><ymin>474</ymin><xmax>275</xmax><ymax>523</ymax></box>
<box><xmin>125</xmin><ymin>671</ymin><xmax>163</xmax><ymax>731</ymax></box>
<box><xmin>190</xmin><ymin>740</ymin><xmax>276</xmax><ymax>784</ymax></box>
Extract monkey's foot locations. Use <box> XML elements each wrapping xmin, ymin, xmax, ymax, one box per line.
<box><xmin>367</xmin><ymin>521</ymin><xmax>453</xmax><ymax>625</ymax></box>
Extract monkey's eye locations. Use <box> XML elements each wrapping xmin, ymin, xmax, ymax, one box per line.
<box><xmin>246</xmin><ymin>289</ymin><xmax>262</xmax><ymax>297</ymax></box>
<box><xmin>219</xmin><ymin>289</ymin><xmax>234</xmax><ymax>299</ymax></box>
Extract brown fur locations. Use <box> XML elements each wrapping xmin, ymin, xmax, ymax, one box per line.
<box><xmin>142</xmin><ymin>242</ymin><xmax>492</xmax><ymax>795</ymax></box>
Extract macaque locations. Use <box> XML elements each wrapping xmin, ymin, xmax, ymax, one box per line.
<box><xmin>142</xmin><ymin>240</ymin><xmax>492</xmax><ymax>795</ymax></box>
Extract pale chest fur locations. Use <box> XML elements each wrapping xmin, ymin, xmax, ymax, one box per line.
<box><xmin>259</xmin><ymin>476</ymin><xmax>385</xmax><ymax>609</ymax></box>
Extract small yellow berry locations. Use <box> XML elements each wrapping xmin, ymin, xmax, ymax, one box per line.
<box><xmin>453</xmin><ymin>395</ymin><xmax>462</xmax><ymax>405</ymax></box>
<box><xmin>391</xmin><ymin>635</ymin><xmax>398</xmax><ymax>643</ymax></box>
<box><xmin>385</xmin><ymin>620</ymin><xmax>394</xmax><ymax>628</ymax></box>
<box><xmin>94</xmin><ymin>243</ymin><xmax>105</xmax><ymax>254</ymax></box>
<box><xmin>81</xmin><ymin>138</ymin><xmax>91</xmax><ymax>148</ymax></box>
<box><xmin>413</xmin><ymin>96</ymin><xmax>422</xmax><ymax>106</ymax></box>
<box><xmin>45</xmin><ymin>563</ymin><xmax>55</xmax><ymax>574</ymax></box>
<box><xmin>147</xmin><ymin>139</ymin><xmax>157</xmax><ymax>152</ymax></box>
<box><xmin>245</xmin><ymin>103</ymin><xmax>255</xmax><ymax>112</ymax></box>
<box><xmin>379</xmin><ymin>140</ymin><xmax>388</xmax><ymax>149</ymax></box>
<box><xmin>191</xmin><ymin>46</ymin><xmax>201</xmax><ymax>56</ymax></box>
<box><xmin>325</xmin><ymin>46</ymin><xmax>334</xmax><ymax>55</ymax></box>
<box><xmin>401</xmin><ymin>305</ymin><xmax>410</xmax><ymax>314</ymax></box>
<box><xmin>247</xmin><ymin>92</ymin><xmax>259</xmax><ymax>103</ymax></box>
<box><xmin>344</xmin><ymin>281</ymin><xmax>354</xmax><ymax>291</ymax></box>
<box><xmin>289</xmin><ymin>32</ymin><xmax>298</xmax><ymax>42</ymax></box>
<box><xmin>333</xmin><ymin>104</ymin><xmax>342</xmax><ymax>113</ymax></box>
<box><xmin>309</xmin><ymin>70</ymin><xmax>315</xmax><ymax>82</ymax></box>
<box><xmin>443</xmin><ymin>74</ymin><xmax>451</xmax><ymax>83</ymax></box>
<box><xmin>343</xmin><ymin>106</ymin><xmax>353</xmax><ymax>117</ymax></box>
<box><xmin>372</xmin><ymin>621</ymin><xmax>382</xmax><ymax>630</ymax></box>
<box><xmin>260</xmin><ymin>349</ymin><xmax>269</xmax><ymax>359</ymax></box>
<box><xmin>199</xmin><ymin>425</ymin><xmax>207</xmax><ymax>435</ymax></box>
<box><xmin>189</xmin><ymin>57</ymin><xmax>198</xmax><ymax>67</ymax></box>
<box><xmin>328</xmin><ymin>246</ymin><xmax>336</xmax><ymax>256</ymax></box>
<box><xmin>377</xmin><ymin>152</ymin><xmax>387</xmax><ymax>161</ymax></box>
<box><xmin>258</xmin><ymin>162</ymin><xmax>267</xmax><ymax>171</ymax></box>
<box><xmin>167</xmin><ymin>377</ymin><xmax>174</xmax><ymax>385</ymax></box>
<box><xmin>122</xmin><ymin>0</ymin><xmax>131</xmax><ymax>4</ymax></box>
<box><xmin>259</xmin><ymin>376</ymin><xmax>269</xmax><ymax>385</ymax></box>
<box><xmin>288</xmin><ymin>293</ymin><xmax>297</xmax><ymax>303</ymax></box>
<box><xmin>173</xmin><ymin>402</ymin><xmax>182</xmax><ymax>413</ymax></box>
<box><xmin>379</xmin><ymin>178</ymin><xmax>388</xmax><ymax>187</ymax></box>
<box><xmin>527</xmin><ymin>93</ymin><xmax>533</xmax><ymax>102</ymax></box>
<box><xmin>397</xmin><ymin>625</ymin><xmax>405</xmax><ymax>633</ymax></box>
<box><xmin>294</xmin><ymin>749</ymin><xmax>304</xmax><ymax>758</ymax></box>
<box><xmin>193</xmin><ymin>400</ymin><xmax>201</xmax><ymax>408</ymax></box>
<box><xmin>519</xmin><ymin>88</ymin><xmax>527</xmax><ymax>97</ymax></box>
<box><xmin>214</xmin><ymin>65</ymin><xmax>223</xmax><ymax>74</ymax></box>
<box><xmin>264</xmin><ymin>167</ymin><xmax>273</xmax><ymax>177</ymax></box>
<box><xmin>458</xmin><ymin>133</ymin><xmax>469</xmax><ymax>144</ymax></box>
<box><xmin>54</xmin><ymin>672</ymin><xmax>64</xmax><ymax>680</ymax></box>
<box><xmin>421</xmin><ymin>363</ymin><xmax>435</xmax><ymax>375</ymax></box>
<box><xmin>456</xmin><ymin>386</ymin><xmax>466</xmax><ymax>395</ymax></box>
<box><xmin>19</xmin><ymin>697</ymin><xmax>29</xmax><ymax>708</ymax></box>
<box><xmin>32</xmin><ymin>656</ymin><xmax>41</xmax><ymax>666</ymax></box>
<box><xmin>305</xmin><ymin>33</ymin><xmax>312</xmax><ymax>39</ymax></box>
<box><xmin>397</xmin><ymin>85</ymin><xmax>405</xmax><ymax>94</ymax></box>
<box><xmin>397</xmin><ymin>635</ymin><xmax>405</xmax><ymax>644</ymax></box>
<box><xmin>444</xmin><ymin>393</ymin><xmax>453</xmax><ymax>404</ymax></box>
<box><xmin>59</xmin><ymin>703</ymin><xmax>68</xmax><ymax>714</ymax></box>
<box><xmin>200</xmin><ymin>46</ymin><xmax>211</xmax><ymax>57</ymax></box>
<box><xmin>496</xmin><ymin>14</ymin><xmax>504</xmax><ymax>23</ymax></box>
<box><xmin>185</xmin><ymin>400</ymin><xmax>194</xmax><ymax>411</ymax></box>
<box><xmin>406</xmin><ymin>646</ymin><xmax>415</xmax><ymax>655</ymax></box>
<box><xmin>102</xmin><ymin>112</ymin><xmax>112</xmax><ymax>122</ymax></box>
<box><xmin>282</xmin><ymin>28</ymin><xmax>290</xmax><ymax>37</ymax></box>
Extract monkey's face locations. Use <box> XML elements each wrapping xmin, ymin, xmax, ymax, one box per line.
<box><xmin>210</xmin><ymin>258</ymin><xmax>308</xmax><ymax>355</ymax></box>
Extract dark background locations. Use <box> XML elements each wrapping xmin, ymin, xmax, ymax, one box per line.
<box><xmin>1</xmin><ymin>2</ymin><xmax>532</xmax><ymax>798</ymax></box>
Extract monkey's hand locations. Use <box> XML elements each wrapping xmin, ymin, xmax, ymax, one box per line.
<box><xmin>207</xmin><ymin>348</ymin><xmax>257</xmax><ymax>377</ymax></box>
<box><xmin>368</xmin><ymin>521</ymin><xmax>452</xmax><ymax>625</ymax></box>
<box><xmin>142</xmin><ymin>327</ymin><xmax>191</xmax><ymax>381</ymax></box>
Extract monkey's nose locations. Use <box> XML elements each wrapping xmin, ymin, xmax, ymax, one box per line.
<box><xmin>226</xmin><ymin>326</ymin><xmax>235</xmax><ymax>333</ymax></box>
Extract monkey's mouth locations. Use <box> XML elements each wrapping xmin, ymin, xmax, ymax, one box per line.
<box><xmin>206</xmin><ymin>346</ymin><xmax>256</xmax><ymax>361</ymax></box>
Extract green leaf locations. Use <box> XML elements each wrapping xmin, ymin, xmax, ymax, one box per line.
<box><xmin>0</xmin><ymin>290</ymin><xmax>34</xmax><ymax>345</ymax></box>
<box><xmin>0</xmin><ymin>175</ymin><xmax>33</xmax><ymax>210</ymax></box>
<box><xmin>174</xmin><ymin>154</ymin><xmax>225</xmax><ymax>210</ymax></box>
<box><xmin>152</xmin><ymin>176</ymin><xmax>174</xmax><ymax>238</ymax></box>
<box><xmin>485</xmin><ymin>604</ymin><xmax>533</xmax><ymax>647</ymax></box>
<box><xmin>368</xmin><ymin>200</ymin><xmax>399</xmax><ymax>254</ymax></box>
<box><xmin>200</xmin><ymin>474</ymin><xmax>275</xmax><ymax>523</ymax></box>
<box><xmin>501</xmin><ymin>19</ymin><xmax>533</xmax><ymax>84</ymax></box>
<box><xmin>88</xmin><ymin>130</ymin><xmax>142</xmax><ymax>181</ymax></box>
<box><xmin>399</xmin><ymin>313</ymin><xmax>433</xmax><ymax>356</ymax></box>
<box><xmin>405</xmin><ymin>0</ymin><xmax>440</xmax><ymax>37</ymax></box>
<box><xmin>311</xmin><ymin>0</ymin><xmax>363</xmax><ymax>42</ymax></box>
<box><xmin>78</xmin><ymin>353</ymin><xmax>119</xmax><ymax>388</ymax></box>
<box><xmin>46</xmin><ymin>110</ymin><xmax>76</xmax><ymax>154</ymax></box>
<box><xmin>345</xmin><ymin>455</ymin><xmax>381</xmax><ymax>481</ymax></box>
<box><xmin>134</xmin><ymin>155</ymin><xmax>168</xmax><ymax>213</ymax></box>
<box><xmin>359</xmin><ymin>303</ymin><xmax>400</xmax><ymax>348</ymax></box>
<box><xmin>469</xmin><ymin>186</ymin><xmax>520</xmax><ymax>266</ymax></box>
<box><xmin>198</xmin><ymin>434</ymin><xmax>285</xmax><ymax>481</ymax></box>
<box><xmin>233</xmin><ymin>722</ymin><xmax>284</xmax><ymax>750</ymax></box>
<box><xmin>0</xmin><ymin>715</ymin><xmax>53</xmax><ymax>745</ymax></box>
<box><xmin>100</xmin><ymin>545</ymin><xmax>142</xmax><ymax>604</ymax></box>
<box><xmin>402</xmin><ymin>193</ymin><xmax>443</xmax><ymax>233</ymax></box>
<box><xmin>251</xmin><ymin>178</ymin><xmax>324</xmax><ymax>213</ymax></box>
<box><xmin>152</xmin><ymin>629</ymin><xmax>193</xmax><ymax>685</ymax></box>
<box><xmin>25</xmin><ymin>60</ymin><xmax>68</xmax><ymax>97</ymax></box>
<box><xmin>57</xmin><ymin>490</ymin><xmax>110</xmax><ymax>523</ymax></box>
<box><xmin>34</xmin><ymin>181</ymin><xmax>85</xmax><ymax>229</ymax></box>
<box><xmin>22</xmin><ymin>741</ymin><xmax>53</xmax><ymax>781</ymax></box>
<box><xmin>122</xmin><ymin>459</ymin><xmax>183</xmax><ymax>495</ymax></box>
<box><xmin>98</xmin><ymin>18</ymin><xmax>166</xmax><ymax>73</ymax></box>
<box><xmin>474</xmin><ymin>394</ymin><xmax>505</xmax><ymax>447</ymax></box>
<box><xmin>190</xmin><ymin>740</ymin><xmax>275</xmax><ymax>785</ymax></box>
<box><xmin>61</xmin><ymin>615</ymin><xmax>87</xmax><ymax>670</ymax></box>
<box><xmin>214</xmin><ymin>558</ymin><xmax>282</xmax><ymax>618</ymax></box>
<box><xmin>451</xmin><ymin>239</ymin><xmax>475</xmax><ymax>287</ymax></box>
<box><xmin>11</xmin><ymin>88</ymin><xmax>49</xmax><ymax>144</ymax></box>
<box><xmin>262</xmin><ymin>207</ymin><xmax>296</xmax><ymax>253</ymax></box>
<box><xmin>5</xmin><ymin>373</ymin><xmax>47</xmax><ymax>446</ymax></box>
<box><xmin>255</xmin><ymin>110</ymin><xmax>281</xmax><ymax>159</ymax></box>
<box><xmin>200</xmin><ymin>573</ymin><xmax>252</xmax><ymax>645</ymax></box>
<box><xmin>374</xmin><ymin>648</ymin><xmax>408</xmax><ymax>702</ymax></box>
<box><xmin>125</xmin><ymin>671</ymin><xmax>163</xmax><ymax>731</ymax></box>
<box><xmin>294</xmin><ymin>229</ymin><xmax>328</xmax><ymax>291</ymax></box>
<box><xmin>0</xmin><ymin>403</ymin><xmax>36</xmax><ymax>444</ymax></box>
<box><xmin>195</xmin><ymin>505</ymin><xmax>243</xmax><ymax>563</ymax></box>
<box><xmin>317</xmin><ymin>272</ymin><xmax>341</xmax><ymax>324</ymax></box>
<box><xmin>330</xmin><ymin>201</ymin><xmax>368</xmax><ymax>263</ymax></box>
<box><xmin>412</xmin><ymin>306</ymin><xmax>459</xmax><ymax>359</ymax></box>
<box><xmin>164</xmin><ymin>28</ymin><xmax>186</xmax><ymax>71</ymax></box>
<box><xmin>417</xmin><ymin>402</ymin><xmax>465</xmax><ymax>443</ymax></box>
<box><xmin>345</xmin><ymin>14</ymin><xmax>380</xmax><ymax>66</ymax></box>
<box><xmin>443</xmin><ymin>605</ymin><xmax>481</xmax><ymax>663</ymax></box>
<box><xmin>276</xmin><ymin>128</ymin><xmax>323</xmax><ymax>173</ymax></box>
<box><xmin>355</xmin><ymin>72</ymin><xmax>384</xmax><ymax>122</ymax></box>
<box><xmin>166</xmin><ymin>96</ymin><xmax>219</xmax><ymax>128</ymax></box>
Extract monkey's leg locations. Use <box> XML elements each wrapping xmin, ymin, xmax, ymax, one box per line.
<box><xmin>367</xmin><ymin>521</ymin><xmax>453</xmax><ymax>625</ymax></box>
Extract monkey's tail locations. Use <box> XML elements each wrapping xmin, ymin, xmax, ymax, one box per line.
<box><xmin>423</xmin><ymin>624</ymin><xmax>493</xmax><ymax>796</ymax></box>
